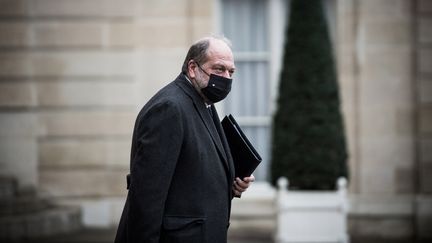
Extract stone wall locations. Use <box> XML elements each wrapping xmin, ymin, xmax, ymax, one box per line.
<box><xmin>0</xmin><ymin>0</ymin><xmax>214</xmax><ymax>227</ymax></box>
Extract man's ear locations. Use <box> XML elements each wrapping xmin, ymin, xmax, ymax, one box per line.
<box><xmin>188</xmin><ymin>60</ymin><xmax>197</xmax><ymax>79</ymax></box>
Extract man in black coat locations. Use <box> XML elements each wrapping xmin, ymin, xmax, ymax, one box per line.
<box><xmin>115</xmin><ymin>36</ymin><xmax>255</xmax><ymax>243</ymax></box>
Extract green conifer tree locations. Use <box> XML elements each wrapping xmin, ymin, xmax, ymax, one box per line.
<box><xmin>270</xmin><ymin>0</ymin><xmax>348</xmax><ymax>190</ymax></box>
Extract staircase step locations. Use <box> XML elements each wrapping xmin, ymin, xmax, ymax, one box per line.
<box><xmin>232</xmin><ymin>198</ymin><xmax>275</xmax><ymax>218</ymax></box>
<box><xmin>0</xmin><ymin>177</ymin><xmax>17</xmax><ymax>200</ymax></box>
<box><xmin>0</xmin><ymin>197</ymin><xmax>51</xmax><ymax>216</ymax></box>
<box><xmin>0</xmin><ymin>206</ymin><xmax>82</xmax><ymax>241</ymax></box>
<box><xmin>229</xmin><ymin>182</ymin><xmax>276</xmax><ymax>239</ymax></box>
<box><xmin>231</xmin><ymin>182</ymin><xmax>276</xmax><ymax>218</ymax></box>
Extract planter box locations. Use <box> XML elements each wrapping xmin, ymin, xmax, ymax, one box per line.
<box><xmin>275</xmin><ymin>177</ymin><xmax>349</xmax><ymax>243</ymax></box>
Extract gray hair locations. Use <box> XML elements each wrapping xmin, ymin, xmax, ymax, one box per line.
<box><xmin>181</xmin><ymin>35</ymin><xmax>232</xmax><ymax>75</ymax></box>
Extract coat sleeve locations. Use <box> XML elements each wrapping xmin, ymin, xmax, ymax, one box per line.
<box><xmin>127</xmin><ymin>100</ymin><xmax>183</xmax><ymax>243</ymax></box>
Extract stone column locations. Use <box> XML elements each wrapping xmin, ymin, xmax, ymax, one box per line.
<box><xmin>338</xmin><ymin>0</ymin><xmax>418</xmax><ymax>240</ymax></box>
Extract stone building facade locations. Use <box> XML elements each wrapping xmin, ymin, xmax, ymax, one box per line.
<box><xmin>0</xmin><ymin>0</ymin><xmax>431</xmax><ymax>241</ymax></box>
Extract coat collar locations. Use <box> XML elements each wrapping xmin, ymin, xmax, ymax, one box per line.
<box><xmin>174</xmin><ymin>74</ymin><xmax>229</xmax><ymax>165</ymax></box>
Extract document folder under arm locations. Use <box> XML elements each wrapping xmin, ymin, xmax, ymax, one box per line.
<box><xmin>221</xmin><ymin>114</ymin><xmax>262</xmax><ymax>179</ymax></box>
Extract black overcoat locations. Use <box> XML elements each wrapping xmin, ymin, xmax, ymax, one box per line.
<box><xmin>114</xmin><ymin>74</ymin><xmax>235</xmax><ymax>243</ymax></box>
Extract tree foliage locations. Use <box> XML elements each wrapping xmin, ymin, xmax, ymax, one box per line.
<box><xmin>270</xmin><ymin>0</ymin><xmax>348</xmax><ymax>190</ymax></box>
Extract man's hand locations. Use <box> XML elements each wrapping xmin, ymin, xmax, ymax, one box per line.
<box><xmin>233</xmin><ymin>175</ymin><xmax>255</xmax><ymax>197</ymax></box>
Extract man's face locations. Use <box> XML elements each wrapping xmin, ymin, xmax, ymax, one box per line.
<box><xmin>190</xmin><ymin>40</ymin><xmax>235</xmax><ymax>89</ymax></box>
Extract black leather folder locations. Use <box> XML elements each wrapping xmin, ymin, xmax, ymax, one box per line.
<box><xmin>221</xmin><ymin>114</ymin><xmax>262</xmax><ymax>179</ymax></box>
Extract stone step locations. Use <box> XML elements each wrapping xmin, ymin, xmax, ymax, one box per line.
<box><xmin>231</xmin><ymin>182</ymin><xmax>276</xmax><ymax>217</ymax></box>
<box><xmin>231</xmin><ymin>198</ymin><xmax>275</xmax><ymax>218</ymax></box>
<box><xmin>0</xmin><ymin>206</ymin><xmax>82</xmax><ymax>241</ymax></box>
<box><xmin>229</xmin><ymin>182</ymin><xmax>277</xmax><ymax>240</ymax></box>
<box><xmin>0</xmin><ymin>177</ymin><xmax>17</xmax><ymax>200</ymax></box>
<box><xmin>0</xmin><ymin>196</ymin><xmax>51</xmax><ymax>216</ymax></box>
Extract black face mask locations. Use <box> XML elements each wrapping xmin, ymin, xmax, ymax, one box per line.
<box><xmin>196</xmin><ymin>64</ymin><xmax>233</xmax><ymax>103</ymax></box>
<box><xmin>202</xmin><ymin>74</ymin><xmax>232</xmax><ymax>103</ymax></box>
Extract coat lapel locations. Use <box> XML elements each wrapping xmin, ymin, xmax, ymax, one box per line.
<box><xmin>210</xmin><ymin>105</ymin><xmax>235</xmax><ymax>176</ymax></box>
<box><xmin>175</xmin><ymin>74</ymin><xmax>229</xmax><ymax>166</ymax></box>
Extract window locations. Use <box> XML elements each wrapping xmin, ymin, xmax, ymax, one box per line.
<box><xmin>220</xmin><ymin>0</ymin><xmax>274</xmax><ymax>181</ymax></box>
<box><xmin>219</xmin><ymin>0</ymin><xmax>336</xmax><ymax>181</ymax></box>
